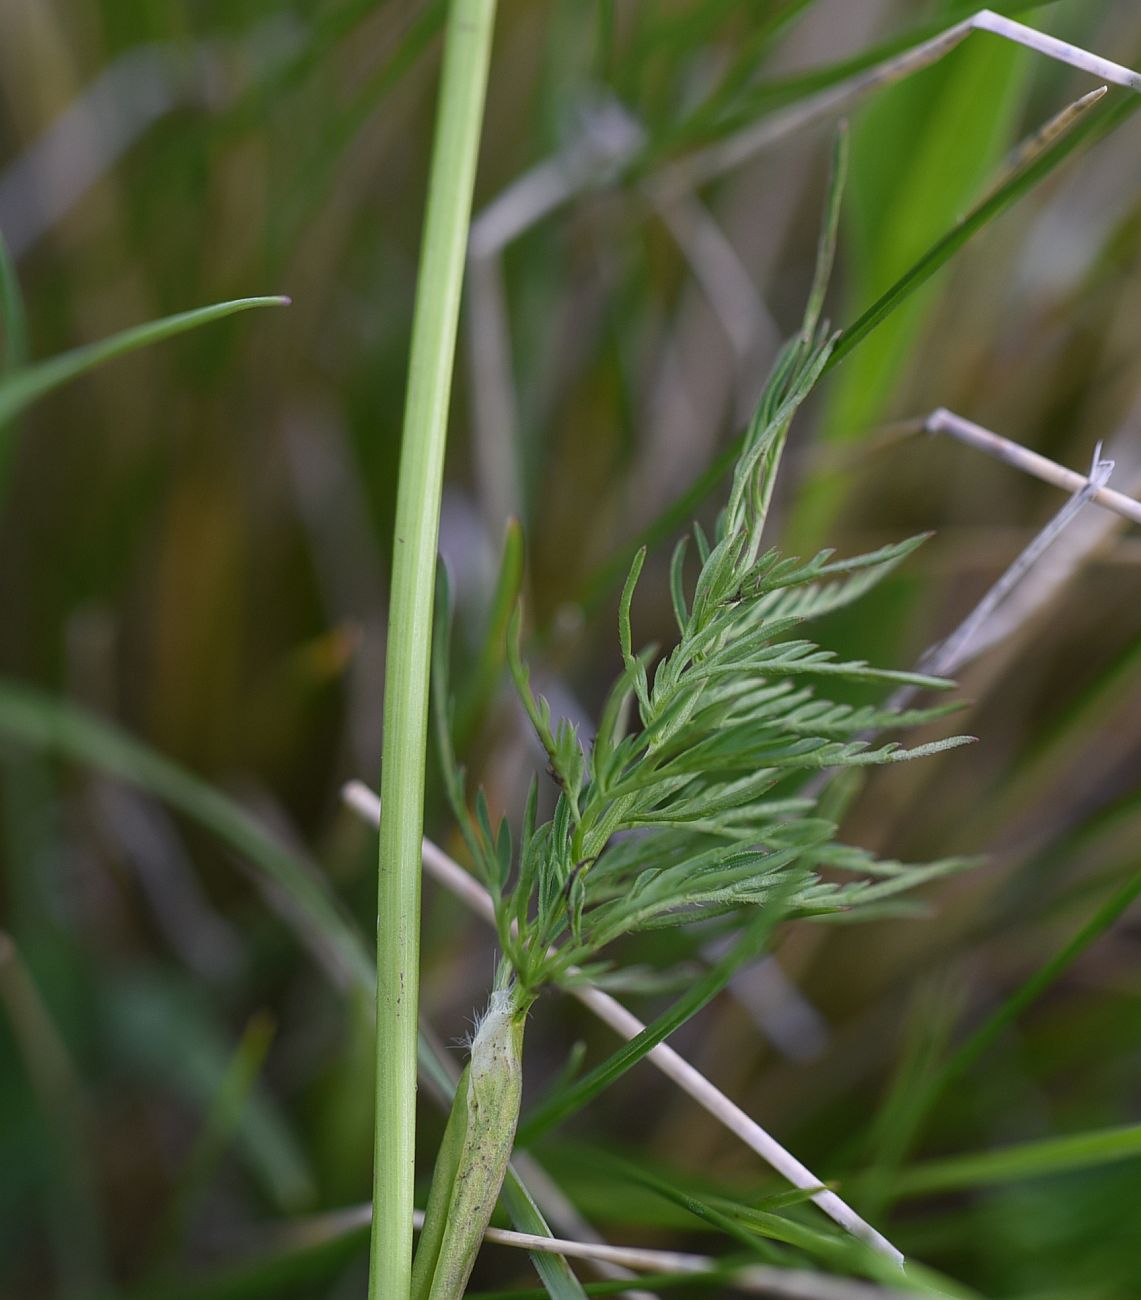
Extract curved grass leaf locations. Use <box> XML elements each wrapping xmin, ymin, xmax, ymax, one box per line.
<box><xmin>0</xmin><ymin>679</ymin><xmax>371</xmax><ymax>992</ymax></box>
<box><xmin>517</xmin><ymin>896</ymin><xmax>790</xmax><ymax>1147</ymax></box>
<box><xmin>498</xmin><ymin>1172</ymin><xmax>589</xmax><ymax>1300</ymax></box>
<box><xmin>0</xmin><ymin>295</ymin><xmax>289</xmax><ymax>429</ymax></box>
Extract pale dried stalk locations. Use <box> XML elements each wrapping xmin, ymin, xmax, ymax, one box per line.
<box><xmin>912</xmin><ymin>443</ymin><xmax>1116</xmax><ymax>683</ymax></box>
<box><xmin>971</xmin><ymin>10</ymin><xmax>1141</xmax><ymax>91</ymax></box>
<box><xmin>925</xmin><ymin>408</ymin><xmax>1141</xmax><ymax>527</ymax></box>
<box><xmin>342</xmin><ymin>781</ymin><xmax>904</xmax><ymax>1267</ymax></box>
<box><xmin>661</xmin><ymin>8</ymin><xmax>1141</xmax><ymax>198</ymax></box>
<box><xmin>303</xmin><ymin>1203</ymin><xmax>918</xmax><ymax>1299</ymax></box>
<box><xmin>453</xmin><ymin>1219</ymin><xmax>917</xmax><ymax>1300</ymax></box>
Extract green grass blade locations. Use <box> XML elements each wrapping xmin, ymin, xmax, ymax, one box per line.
<box><xmin>934</xmin><ymin>862</ymin><xmax>1141</xmax><ymax>1100</ymax></box>
<box><xmin>0</xmin><ymin>295</ymin><xmax>289</xmax><ymax>429</ymax></box>
<box><xmin>818</xmin><ymin>27</ymin><xmax>1027</xmax><ymax>445</ymax></box>
<box><xmin>517</xmin><ymin>899</ymin><xmax>788</xmax><ymax>1147</ymax></box>
<box><xmin>147</xmin><ymin>1012</ymin><xmax>278</xmax><ymax>1269</ymax></box>
<box><xmin>671</xmin><ymin>0</ymin><xmax>1064</xmax><ymax>148</ymax></box>
<box><xmin>454</xmin><ymin>517</ymin><xmax>526</xmax><ymax>751</ymax></box>
<box><xmin>128</xmin><ymin>1213</ymin><xmax>371</xmax><ymax>1300</ymax></box>
<box><xmin>825</xmin><ymin>91</ymin><xmax>1140</xmax><ymax>374</ymax></box>
<box><xmin>0</xmin><ymin>230</ymin><xmax>28</xmax><ymax>373</ymax></box>
<box><xmin>0</xmin><ymin>680</ymin><xmax>373</xmax><ymax>993</ymax></box>
<box><xmin>269</xmin><ymin>2</ymin><xmax>446</xmax><ymax>268</ymax></box>
<box><xmin>896</xmin><ymin>1124</ymin><xmax>1141</xmax><ymax>1196</ymax></box>
<box><xmin>372</xmin><ymin>0</ymin><xmax>499</xmax><ymax>1292</ymax></box>
<box><xmin>859</xmin><ymin>860</ymin><xmax>1141</xmax><ymax>1210</ymax></box>
<box><xmin>499</xmin><ymin>1169</ymin><xmax>589</xmax><ymax>1299</ymax></box>
<box><xmin>0</xmin><ymin>932</ymin><xmax>109</xmax><ymax>1296</ymax></box>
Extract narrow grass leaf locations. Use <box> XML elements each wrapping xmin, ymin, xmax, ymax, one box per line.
<box><xmin>0</xmin><ymin>296</ymin><xmax>289</xmax><ymax>428</ymax></box>
<box><xmin>826</xmin><ymin>91</ymin><xmax>1139</xmax><ymax>374</ymax></box>
<box><xmin>933</xmin><ymin>862</ymin><xmax>1141</xmax><ymax>1102</ymax></box>
<box><xmin>517</xmin><ymin>897</ymin><xmax>789</xmax><ymax>1146</ymax></box>
<box><xmin>148</xmin><ymin>1013</ymin><xmax>278</xmax><ymax>1267</ymax></box>
<box><xmin>895</xmin><ymin>1123</ymin><xmax>1141</xmax><ymax>1196</ymax></box>
<box><xmin>0</xmin><ymin>230</ymin><xmax>27</xmax><ymax>372</ymax></box>
<box><xmin>0</xmin><ymin>680</ymin><xmax>372</xmax><ymax>993</ymax></box>
<box><xmin>455</xmin><ymin>517</ymin><xmax>527</xmax><ymax>749</ymax></box>
<box><xmin>498</xmin><ymin>1171</ymin><xmax>589</xmax><ymax>1299</ymax></box>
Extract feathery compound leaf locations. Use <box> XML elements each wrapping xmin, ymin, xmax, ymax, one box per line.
<box><xmin>437</xmin><ymin>129</ymin><xmax>971</xmax><ymax>995</ymax></box>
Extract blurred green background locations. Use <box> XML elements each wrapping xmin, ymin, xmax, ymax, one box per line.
<box><xmin>2</xmin><ymin>1</ymin><xmax>1141</xmax><ymax>1296</ymax></box>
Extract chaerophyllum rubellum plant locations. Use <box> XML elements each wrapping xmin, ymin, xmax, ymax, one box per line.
<box><xmin>414</xmin><ymin>132</ymin><xmax>975</xmax><ymax>1300</ymax></box>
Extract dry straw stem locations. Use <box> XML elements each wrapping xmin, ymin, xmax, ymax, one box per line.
<box><xmin>309</xmin><ymin>1203</ymin><xmax>920</xmax><ymax>1299</ymax></box>
<box><xmin>434</xmin><ymin>1220</ymin><xmax>918</xmax><ymax>1300</ymax></box>
<box><xmin>924</xmin><ymin>408</ymin><xmax>1141</xmax><ymax>528</ymax></box>
<box><xmin>342</xmin><ymin>782</ymin><xmax>904</xmax><ymax>1268</ymax></box>
<box><xmin>907</xmin><ymin>444</ymin><xmax>1115</xmax><ymax>691</ymax></box>
<box><xmin>660</xmin><ymin>8</ymin><xmax>1141</xmax><ymax>198</ymax></box>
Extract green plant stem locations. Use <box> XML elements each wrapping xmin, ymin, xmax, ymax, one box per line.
<box><xmin>370</xmin><ymin>2</ymin><xmax>498</xmax><ymax>1297</ymax></box>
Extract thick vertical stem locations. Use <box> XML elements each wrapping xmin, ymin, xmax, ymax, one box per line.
<box><xmin>370</xmin><ymin>2</ymin><xmax>497</xmax><ymax>1296</ymax></box>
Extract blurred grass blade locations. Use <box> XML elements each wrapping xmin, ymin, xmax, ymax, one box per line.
<box><xmin>129</xmin><ymin>1210</ymin><xmax>372</xmax><ymax>1300</ymax></box>
<box><xmin>864</xmin><ymin>861</ymin><xmax>1141</xmax><ymax>1202</ymax></box>
<box><xmin>814</xmin><ymin>23</ymin><xmax>1028</xmax><ymax>454</ymax></box>
<box><xmin>0</xmin><ymin>295</ymin><xmax>289</xmax><ymax>428</ymax></box>
<box><xmin>0</xmin><ymin>230</ymin><xmax>27</xmax><ymax>372</ymax></box>
<box><xmin>517</xmin><ymin>898</ymin><xmax>788</xmax><ymax>1147</ymax></box>
<box><xmin>0</xmin><ymin>932</ymin><xmax>108</xmax><ymax>1298</ymax></box>
<box><xmin>0</xmin><ymin>680</ymin><xmax>372</xmax><ymax>993</ymax></box>
<box><xmin>111</xmin><ymin>988</ymin><xmax>314</xmax><ymax>1216</ymax></box>
<box><xmin>663</xmin><ymin>0</ymin><xmax>821</xmax><ymax>147</ymax></box>
<box><xmin>896</xmin><ymin>1123</ymin><xmax>1141</xmax><ymax>1196</ymax></box>
<box><xmin>860</xmin><ymin>983</ymin><xmax>962</xmax><ymax>1219</ymax></box>
<box><xmin>454</xmin><ymin>517</ymin><xmax>526</xmax><ymax>750</ymax></box>
<box><xmin>934</xmin><ymin>862</ymin><xmax>1141</xmax><ymax>1102</ymax></box>
<box><xmin>271</xmin><ymin>1</ymin><xmax>446</xmax><ymax>266</ymax></box>
<box><xmin>148</xmin><ymin>1012</ymin><xmax>278</xmax><ymax>1268</ymax></box>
